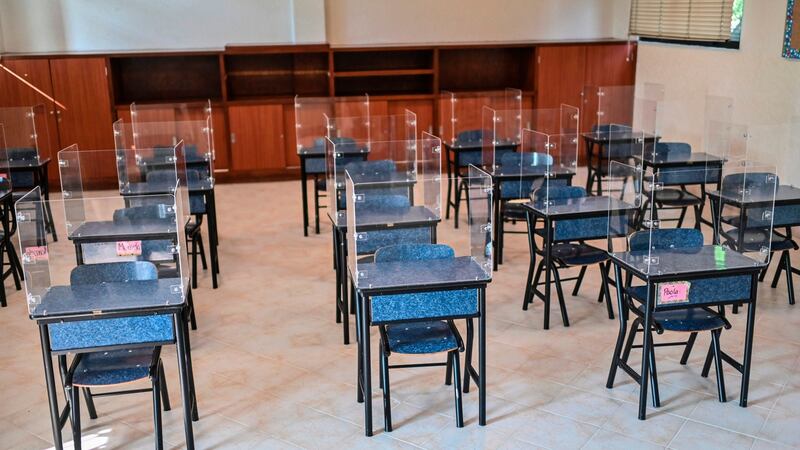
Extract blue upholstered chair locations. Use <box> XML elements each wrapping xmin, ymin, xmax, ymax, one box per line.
<box><xmin>339</xmin><ymin>159</ymin><xmax>404</xmax><ymax>210</ymax></box>
<box><xmin>639</xmin><ymin>143</ymin><xmax>709</xmax><ymax>230</ymax></box>
<box><xmin>447</xmin><ymin>130</ymin><xmax>485</xmax><ymax>229</ymax></box>
<box><xmin>496</xmin><ymin>151</ymin><xmax>562</xmax><ymax>265</ymax></box>
<box><xmin>371</xmin><ymin>244</ymin><xmax>470</xmax><ymax>431</ymax></box>
<box><xmin>57</xmin><ymin>261</ymin><xmax>172</xmax><ymax>448</ymax></box>
<box><xmin>586</xmin><ymin>124</ymin><xmax>639</xmax><ymax>196</ymax></box>
<box><xmin>607</xmin><ymin>229</ymin><xmax>737</xmax><ymax>406</ymax></box>
<box><xmin>523</xmin><ymin>186</ymin><xmax>615</xmax><ymax>327</ymax></box>
<box><xmin>353</xmin><ymin>194</ymin><xmax>433</xmax><ymax>258</ymax></box>
<box><xmin>718</xmin><ymin>173</ymin><xmax>797</xmax><ymax>305</ymax></box>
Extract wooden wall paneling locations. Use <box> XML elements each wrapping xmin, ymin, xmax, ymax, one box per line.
<box><xmin>283</xmin><ymin>103</ymin><xmax>300</xmax><ymax>168</ymax></box>
<box><xmin>534</xmin><ymin>45</ymin><xmax>586</xmax><ymax>110</ymax></box>
<box><xmin>228</xmin><ymin>104</ymin><xmax>285</xmax><ymax>170</ymax></box>
<box><xmin>388</xmin><ymin>99</ymin><xmax>434</xmax><ymax>137</ymax></box>
<box><xmin>210</xmin><ymin>107</ymin><xmax>230</xmax><ymax>171</ymax></box>
<box><xmin>582</xmin><ymin>43</ymin><xmax>637</xmax><ymax>134</ymax></box>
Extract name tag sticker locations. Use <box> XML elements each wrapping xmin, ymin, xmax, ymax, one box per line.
<box><xmin>24</xmin><ymin>246</ymin><xmax>48</xmax><ymax>262</ymax></box>
<box><xmin>657</xmin><ymin>281</ymin><xmax>691</xmax><ymax>305</ymax></box>
<box><xmin>116</xmin><ymin>240</ymin><xmax>142</xmax><ymax>256</ymax></box>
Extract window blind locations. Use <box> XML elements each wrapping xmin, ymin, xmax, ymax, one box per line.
<box><xmin>629</xmin><ymin>0</ymin><xmax>735</xmax><ymax>42</ymax></box>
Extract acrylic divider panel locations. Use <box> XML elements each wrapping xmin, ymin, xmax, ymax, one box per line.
<box><xmin>346</xmin><ymin>164</ymin><xmax>492</xmax><ymax>288</ymax></box>
<box><xmin>328</xmin><ymin>111</ymin><xmax>417</xmax><ymax>144</ymax></box>
<box><xmin>713</xmin><ymin>159</ymin><xmax>778</xmax><ymax>266</ymax></box>
<box><xmin>0</xmin><ymin>104</ymin><xmax>50</xmax><ymax>166</ymax></box>
<box><xmin>295</xmin><ymin>95</ymin><xmax>370</xmax><ymax>155</ymax></box>
<box><xmin>0</xmin><ymin>124</ymin><xmax>11</xmax><ymax>192</ymax></box>
<box><xmin>128</xmin><ymin>118</ymin><xmax>214</xmax><ymax>185</ymax></box>
<box><xmin>16</xmin><ymin>188</ymin><xmax>190</xmax><ymax>316</ymax></box>
<box><xmin>641</xmin><ymin>166</ymin><xmax>721</xmax><ymax>235</ymax></box>
<box><xmin>481</xmin><ymin>106</ymin><xmax>522</xmax><ymax>172</ymax></box>
<box><xmin>606</xmin><ymin>161</ymin><xmax>645</xmax><ymax>264</ymax></box>
<box><xmin>438</xmin><ymin>89</ymin><xmax>522</xmax><ymax>148</ymax></box>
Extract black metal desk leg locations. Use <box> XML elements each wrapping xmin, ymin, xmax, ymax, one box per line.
<box><xmin>492</xmin><ymin>184</ymin><xmax>500</xmax><ymax>271</ymax></box>
<box><xmin>173</xmin><ymin>314</ymin><xmax>196</xmax><ymax>449</ymax></box>
<box><xmin>543</xmin><ymin>219</ymin><xmax>552</xmax><ymax>330</ymax></box>
<box><xmin>479</xmin><ymin>287</ymin><xmax>487</xmax><ymax>426</ymax></box>
<box><xmin>39</xmin><ymin>324</ymin><xmax>64</xmax><ymax>450</ymax></box>
<box><xmin>740</xmin><ymin>274</ymin><xmax>759</xmax><ymax>407</ymax></box>
<box><xmin>638</xmin><ymin>283</ymin><xmax>655</xmax><ymax>420</ymax></box>
<box><xmin>606</xmin><ymin>263</ymin><xmax>628</xmax><ymax>388</ymax></box>
<box><xmin>300</xmin><ymin>159</ymin><xmax>309</xmax><ymax>237</ymax></box>
<box><xmin>361</xmin><ymin>292</ymin><xmax>373</xmax><ymax>436</ymax></box>
<box><xmin>207</xmin><ymin>190</ymin><xmax>220</xmax><ymax>289</ymax></box>
<box><xmin>41</xmin><ymin>167</ymin><xmax>57</xmax><ymax>242</ymax></box>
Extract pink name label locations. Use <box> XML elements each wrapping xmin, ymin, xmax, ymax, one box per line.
<box><xmin>657</xmin><ymin>281</ymin><xmax>690</xmax><ymax>305</ymax></box>
<box><xmin>24</xmin><ymin>246</ymin><xmax>48</xmax><ymax>262</ymax></box>
<box><xmin>116</xmin><ymin>240</ymin><xmax>142</xmax><ymax>256</ymax></box>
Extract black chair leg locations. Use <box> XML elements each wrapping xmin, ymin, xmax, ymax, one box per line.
<box><xmin>676</xmin><ymin>207</ymin><xmax>687</xmax><ymax>228</ymax></box>
<box><xmin>599</xmin><ymin>262</ymin><xmax>614</xmax><ymax>319</ymax></box>
<box><xmin>451</xmin><ymin>351</ymin><xmax>464</xmax><ymax>428</ymax></box>
<box><xmin>572</xmin><ymin>266</ymin><xmax>587</xmax><ymax>296</ymax></box>
<box><xmin>7</xmin><ymin>243</ymin><xmax>21</xmax><ymax>289</ymax></box>
<box><xmin>621</xmin><ymin>318</ymin><xmax>641</xmax><ymax>365</ymax></box>
<box><xmin>314</xmin><ymin>180</ymin><xmax>321</xmax><ymax>235</ymax></box>
<box><xmin>197</xmin><ymin>232</ymin><xmax>208</xmax><ymax>270</ymax></box>
<box><xmin>380</xmin><ymin>349</ymin><xmax>392</xmax><ymax>432</ymax></box>
<box><xmin>551</xmin><ymin>265</ymin><xmax>570</xmax><ymax>327</ymax></box>
<box><xmin>680</xmin><ymin>332</ymin><xmax>698</xmax><ymax>365</ymax></box>
<box><xmin>647</xmin><ymin>329</ymin><xmax>661</xmax><ymax>408</ymax></box>
<box><xmin>445</xmin><ymin>353</ymin><xmax>453</xmax><ymax>386</ymax></box>
<box><xmin>784</xmin><ymin>252</ymin><xmax>795</xmax><ymax>305</ymax></box>
<box><xmin>710</xmin><ymin>329</ymin><xmax>727</xmax><ymax>402</ymax></box>
<box><xmin>760</xmin><ymin>253</ymin><xmax>774</xmax><ymax>282</ymax></box>
<box><xmin>0</xmin><ymin>243</ymin><xmax>6</xmax><ymax>307</ymax></box>
<box><xmin>69</xmin><ymin>386</ymin><xmax>82</xmax><ymax>450</ymax></box>
<box><xmin>701</xmin><ymin>343</ymin><xmax>714</xmax><ymax>378</ymax></box>
<box><xmin>526</xmin><ymin>259</ymin><xmax>545</xmax><ymax>309</ymax></box>
<box><xmin>522</xmin><ymin>254</ymin><xmax>536</xmax><ymax>311</ymax></box>
<box><xmin>771</xmin><ymin>252</ymin><xmax>785</xmax><ymax>288</ymax></box>
<box><xmin>152</xmin><ymin>364</ymin><xmax>164</xmax><ymax>450</ymax></box>
<box><xmin>159</xmin><ymin>362</ymin><xmax>171</xmax><ymax>411</ymax></box>
<box><xmin>453</xmin><ymin>176</ymin><xmax>461</xmax><ymax>229</ymax></box>
<box><xmin>191</xmin><ymin>232</ymin><xmax>198</xmax><ymax>289</ymax></box>
<box><xmin>463</xmin><ymin>319</ymin><xmax>474</xmax><ymax>394</ymax></box>
<box><xmin>82</xmin><ymin>388</ymin><xmax>98</xmax><ymax>419</ymax></box>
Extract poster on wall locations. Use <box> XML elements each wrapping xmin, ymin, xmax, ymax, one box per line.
<box><xmin>784</xmin><ymin>0</ymin><xmax>800</xmax><ymax>59</ymax></box>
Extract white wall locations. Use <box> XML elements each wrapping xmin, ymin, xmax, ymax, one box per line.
<box><xmin>325</xmin><ymin>0</ymin><xmax>629</xmax><ymax>46</ymax></box>
<box><xmin>0</xmin><ymin>0</ymin><xmax>326</xmax><ymax>53</ymax></box>
<box><xmin>635</xmin><ymin>0</ymin><xmax>800</xmax><ymax>184</ymax></box>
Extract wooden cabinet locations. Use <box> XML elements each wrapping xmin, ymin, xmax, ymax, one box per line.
<box><xmin>388</xmin><ymin>99</ymin><xmax>434</xmax><ymax>137</ymax></box>
<box><xmin>228</xmin><ymin>104</ymin><xmax>285</xmax><ymax>171</ymax></box>
<box><xmin>534</xmin><ymin>45</ymin><xmax>587</xmax><ymax>110</ymax></box>
<box><xmin>50</xmin><ymin>58</ymin><xmax>115</xmax><ymax>151</ymax></box>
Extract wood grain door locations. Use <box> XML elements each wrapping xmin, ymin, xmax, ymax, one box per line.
<box><xmin>0</xmin><ymin>58</ymin><xmax>62</xmax><ymax>180</ymax></box>
<box><xmin>535</xmin><ymin>45</ymin><xmax>587</xmax><ymax>110</ymax></box>
<box><xmin>388</xmin><ymin>99</ymin><xmax>434</xmax><ymax>138</ymax></box>
<box><xmin>228</xmin><ymin>104</ymin><xmax>285</xmax><ymax>171</ymax></box>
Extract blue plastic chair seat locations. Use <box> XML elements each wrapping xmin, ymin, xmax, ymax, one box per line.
<box><xmin>551</xmin><ymin>243</ymin><xmax>609</xmax><ymax>266</ymax></box>
<box><xmin>72</xmin><ymin>348</ymin><xmax>156</xmax><ymax>386</ymax></box>
<box><xmin>654</xmin><ymin>189</ymin><xmax>702</xmax><ymax>206</ymax></box>
<box><xmin>385</xmin><ymin>321</ymin><xmax>459</xmax><ymax>354</ymax></box>
<box><xmin>628</xmin><ymin>300</ymin><xmax>728</xmax><ymax>332</ymax></box>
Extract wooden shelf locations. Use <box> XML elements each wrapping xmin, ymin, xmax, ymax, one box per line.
<box><xmin>333</xmin><ymin>68</ymin><xmax>434</xmax><ymax>78</ymax></box>
<box><xmin>110</xmin><ymin>54</ymin><xmax>222</xmax><ymax>103</ymax></box>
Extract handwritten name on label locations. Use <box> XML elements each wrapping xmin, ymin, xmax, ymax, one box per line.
<box><xmin>657</xmin><ymin>281</ymin><xmax>690</xmax><ymax>305</ymax></box>
<box><xmin>116</xmin><ymin>240</ymin><xmax>142</xmax><ymax>256</ymax></box>
<box><xmin>25</xmin><ymin>246</ymin><xmax>48</xmax><ymax>261</ymax></box>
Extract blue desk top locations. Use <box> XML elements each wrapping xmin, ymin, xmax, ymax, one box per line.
<box><xmin>707</xmin><ymin>185</ymin><xmax>800</xmax><ymax>207</ymax></box>
<box><xmin>609</xmin><ymin>245</ymin><xmax>764</xmax><ymax>278</ymax></box>
<box><xmin>354</xmin><ymin>256</ymin><xmax>490</xmax><ymax>292</ymax></box>
<box><xmin>69</xmin><ymin>220</ymin><xmax>177</xmax><ymax>241</ymax></box>
<box><xmin>120</xmin><ymin>179</ymin><xmax>214</xmax><ymax>194</ymax></box>
<box><xmin>491</xmin><ymin>165</ymin><xmax>576</xmax><ymax>180</ymax></box>
<box><xmin>30</xmin><ymin>278</ymin><xmax>185</xmax><ymax>319</ymax></box>
<box><xmin>581</xmin><ymin>131</ymin><xmax>658</xmax><ymax>143</ymax></box>
<box><xmin>635</xmin><ymin>152</ymin><xmax>725</xmax><ymax>168</ymax></box>
<box><xmin>7</xmin><ymin>157</ymin><xmax>50</xmax><ymax>169</ymax></box>
<box><xmin>524</xmin><ymin>195</ymin><xmax>637</xmax><ymax>218</ymax></box>
<box><xmin>331</xmin><ymin>206</ymin><xmax>439</xmax><ymax>229</ymax></box>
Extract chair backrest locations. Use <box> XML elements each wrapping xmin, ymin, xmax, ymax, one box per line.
<box><xmin>344</xmin><ymin>159</ymin><xmax>396</xmax><ymax>176</ymax></box>
<box><xmin>374</xmin><ymin>243</ymin><xmax>455</xmax><ymax>263</ymax></box>
<box><xmin>70</xmin><ymin>261</ymin><xmax>158</xmax><ymax>285</ymax></box>
<box><xmin>722</xmin><ymin>172</ymin><xmax>778</xmax><ymax>195</ymax></box>
<box><xmin>8</xmin><ymin>147</ymin><xmax>38</xmax><ymax>187</ymax></box>
<box><xmin>591</xmin><ymin>124</ymin><xmax>629</xmax><ymax>134</ymax></box>
<box><xmin>455</xmin><ymin>129</ymin><xmax>482</xmax><ymax>145</ymax></box>
<box><xmin>532</xmin><ymin>185</ymin><xmax>586</xmax><ymax>202</ymax></box>
<box><xmin>113</xmin><ymin>203</ymin><xmax>174</xmax><ymax>225</ymax></box>
<box><xmin>362</xmin><ymin>193</ymin><xmax>411</xmax><ymax>211</ymax></box>
<box><xmin>500</xmin><ymin>151</ymin><xmax>552</xmax><ymax>168</ymax></box>
<box><xmin>629</xmin><ymin>228</ymin><xmax>704</xmax><ymax>251</ymax></box>
<box><xmin>145</xmin><ymin>169</ymin><xmax>177</xmax><ymax>185</ymax></box>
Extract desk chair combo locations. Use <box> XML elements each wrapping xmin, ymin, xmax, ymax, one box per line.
<box><xmin>445</xmin><ymin>130</ymin><xmax>483</xmax><ymax>228</ymax></box>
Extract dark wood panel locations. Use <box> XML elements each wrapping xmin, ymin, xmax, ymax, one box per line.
<box><xmin>228</xmin><ymin>104</ymin><xmax>285</xmax><ymax>170</ymax></box>
<box><xmin>535</xmin><ymin>45</ymin><xmax>586</xmax><ymax>110</ymax></box>
<box><xmin>439</xmin><ymin>48</ymin><xmax>535</xmax><ymax>91</ymax></box>
<box><xmin>582</xmin><ymin>43</ymin><xmax>637</xmax><ymax>134</ymax></box>
<box><xmin>388</xmin><ymin>99</ymin><xmax>434</xmax><ymax>138</ymax></box>
<box><xmin>283</xmin><ymin>104</ymin><xmax>299</xmax><ymax>168</ymax></box>
<box><xmin>111</xmin><ymin>55</ymin><xmax>222</xmax><ymax>103</ymax></box>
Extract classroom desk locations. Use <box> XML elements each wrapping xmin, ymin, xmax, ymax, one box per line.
<box><xmin>68</xmin><ymin>220</ymin><xmax>179</xmax><ymax>264</ymax></box>
<box><xmin>522</xmin><ymin>195</ymin><xmax>637</xmax><ymax>329</ymax></box>
<box><xmin>352</xmin><ymin>257</ymin><xmax>490</xmax><ymax>436</ymax></box>
<box><xmin>8</xmin><ymin>157</ymin><xmax>57</xmax><ymax>240</ymax></box>
<box><xmin>121</xmin><ymin>179</ymin><xmax>221</xmax><ymax>289</ymax></box>
<box><xmin>581</xmin><ymin>131</ymin><xmax>659</xmax><ymax>196</ymax></box>
<box><xmin>608</xmin><ymin>246</ymin><xmax>763</xmax><ymax>420</ymax></box>
<box><xmin>30</xmin><ymin>278</ymin><xmax>198</xmax><ymax>449</ymax></box>
<box><xmin>490</xmin><ymin>166</ymin><xmax>576</xmax><ymax>271</ymax></box>
<box><xmin>329</xmin><ymin>206</ymin><xmax>440</xmax><ymax>345</ymax></box>
<box><xmin>443</xmin><ymin>140</ymin><xmax>518</xmax><ymax>227</ymax></box>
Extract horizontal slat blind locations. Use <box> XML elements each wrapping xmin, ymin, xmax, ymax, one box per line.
<box><xmin>630</xmin><ymin>0</ymin><xmax>734</xmax><ymax>42</ymax></box>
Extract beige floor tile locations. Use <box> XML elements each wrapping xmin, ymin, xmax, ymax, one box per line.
<box><xmin>668</xmin><ymin>420</ymin><xmax>754</xmax><ymax>449</ymax></box>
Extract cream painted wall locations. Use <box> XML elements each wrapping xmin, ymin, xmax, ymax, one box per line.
<box><xmin>325</xmin><ymin>0</ymin><xmax>629</xmax><ymax>45</ymax></box>
<box><xmin>634</xmin><ymin>0</ymin><xmax>800</xmax><ymax>184</ymax></box>
<box><xmin>0</xmin><ymin>0</ymin><xmax>326</xmax><ymax>53</ymax></box>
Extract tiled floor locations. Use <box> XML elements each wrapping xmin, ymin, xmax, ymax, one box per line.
<box><xmin>1</xmin><ymin>179</ymin><xmax>800</xmax><ymax>449</ymax></box>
